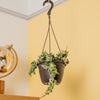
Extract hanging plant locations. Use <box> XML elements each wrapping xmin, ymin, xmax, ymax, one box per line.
<box><xmin>29</xmin><ymin>51</ymin><xmax>69</xmax><ymax>95</ymax></box>
<box><xmin>29</xmin><ymin>0</ymin><xmax>69</xmax><ymax>96</ymax></box>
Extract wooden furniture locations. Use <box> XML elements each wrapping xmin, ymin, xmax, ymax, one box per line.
<box><xmin>0</xmin><ymin>94</ymin><xmax>39</xmax><ymax>100</ymax></box>
<box><xmin>0</xmin><ymin>80</ymin><xmax>5</xmax><ymax>94</ymax></box>
<box><xmin>0</xmin><ymin>80</ymin><xmax>40</xmax><ymax>100</ymax></box>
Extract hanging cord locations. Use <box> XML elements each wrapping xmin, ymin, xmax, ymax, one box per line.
<box><xmin>49</xmin><ymin>17</ymin><xmax>61</xmax><ymax>53</ymax></box>
<box><xmin>41</xmin><ymin>14</ymin><xmax>61</xmax><ymax>100</ymax></box>
<box><xmin>42</xmin><ymin>15</ymin><xmax>51</xmax><ymax>53</ymax></box>
<box><xmin>42</xmin><ymin>0</ymin><xmax>53</xmax><ymax>53</ymax></box>
<box><xmin>42</xmin><ymin>14</ymin><xmax>61</xmax><ymax>53</ymax></box>
<box><xmin>48</xmin><ymin>15</ymin><xmax>51</xmax><ymax>53</ymax></box>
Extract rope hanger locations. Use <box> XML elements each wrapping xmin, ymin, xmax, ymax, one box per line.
<box><xmin>42</xmin><ymin>0</ymin><xmax>61</xmax><ymax>53</ymax></box>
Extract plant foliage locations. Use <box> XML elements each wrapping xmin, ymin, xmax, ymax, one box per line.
<box><xmin>29</xmin><ymin>50</ymin><xmax>69</xmax><ymax>95</ymax></box>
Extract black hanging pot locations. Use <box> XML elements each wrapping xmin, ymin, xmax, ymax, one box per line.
<box><xmin>37</xmin><ymin>0</ymin><xmax>67</xmax><ymax>85</ymax></box>
<box><xmin>37</xmin><ymin>60</ymin><xmax>66</xmax><ymax>85</ymax></box>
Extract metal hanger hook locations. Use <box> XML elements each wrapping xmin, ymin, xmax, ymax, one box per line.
<box><xmin>43</xmin><ymin>0</ymin><xmax>54</xmax><ymax>15</ymax></box>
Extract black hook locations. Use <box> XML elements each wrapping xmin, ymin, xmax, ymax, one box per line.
<box><xmin>43</xmin><ymin>0</ymin><xmax>54</xmax><ymax>15</ymax></box>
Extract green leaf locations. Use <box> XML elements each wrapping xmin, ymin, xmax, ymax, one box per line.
<box><xmin>29</xmin><ymin>50</ymin><xmax>69</xmax><ymax>95</ymax></box>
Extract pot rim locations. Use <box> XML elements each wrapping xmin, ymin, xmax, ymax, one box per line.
<box><xmin>37</xmin><ymin>59</ymin><xmax>66</xmax><ymax>66</ymax></box>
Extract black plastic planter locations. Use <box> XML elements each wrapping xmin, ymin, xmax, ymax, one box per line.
<box><xmin>37</xmin><ymin>60</ymin><xmax>66</xmax><ymax>85</ymax></box>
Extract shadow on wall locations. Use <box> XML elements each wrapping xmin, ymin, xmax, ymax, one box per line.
<box><xmin>63</xmin><ymin>63</ymin><xmax>87</xmax><ymax>100</ymax></box>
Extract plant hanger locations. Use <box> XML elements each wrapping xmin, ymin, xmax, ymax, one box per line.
<box><xmin>42</xmin><ymin>0</ymin><xmax>61</xmax><ymax>53</ymax></box>
<box><xmin>29</xmin><ymin>0</ymin><xmax>69</xmax><ymax>98</ymax></box>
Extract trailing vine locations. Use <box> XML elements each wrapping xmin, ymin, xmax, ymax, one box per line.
<box><xmin>29</xmin><ymin>50</ymin><xmax>69</xmax><ymax>95</ymax></box>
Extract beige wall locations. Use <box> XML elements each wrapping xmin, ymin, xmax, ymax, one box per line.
<box><xmin>0</xmin><ymin>12</ymin><xmax>28</xmax><ymax>96</ymax></box>
<box><xmin>28</xmin><ymin>0</ymin><xmax>100</xmax><ymax>100</ymax></box>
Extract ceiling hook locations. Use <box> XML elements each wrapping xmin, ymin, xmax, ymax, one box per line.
<box><xmin>43</xmin><ymin>0</ymin><xmax>54</xmax><ymax>15</ymax></box>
